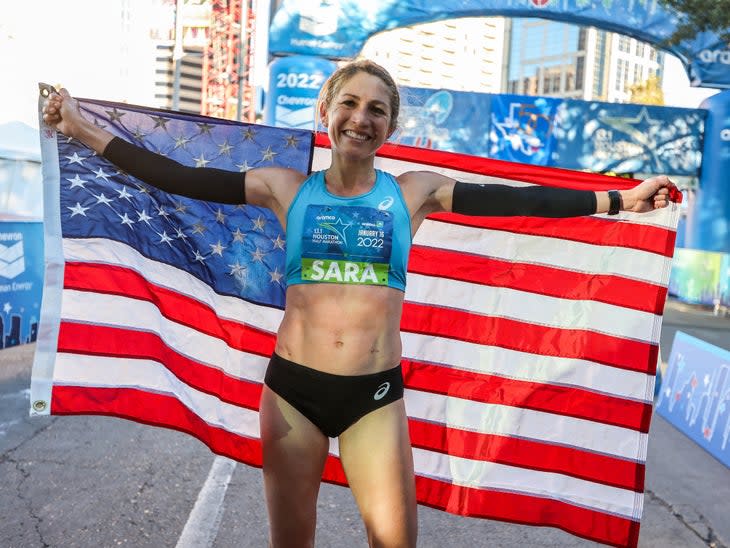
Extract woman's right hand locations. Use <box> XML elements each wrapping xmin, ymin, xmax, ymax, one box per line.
<box><xmin>42</xmin><ymin>88</ymin><xmax>84</xmax><ymax>139</ymax></box>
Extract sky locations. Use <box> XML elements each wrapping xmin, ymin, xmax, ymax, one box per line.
<box><xmin>0</xmin><ymin>1</ymin><xmax>722</xmax><ymax>132</ymax></box>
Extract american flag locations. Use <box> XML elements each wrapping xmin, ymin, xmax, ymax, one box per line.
<box><xmin>31</xmin><ymin>99</ymin><xmax>680</xmax><ymax>548</ymax></box>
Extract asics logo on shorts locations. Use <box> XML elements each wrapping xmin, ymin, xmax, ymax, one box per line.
<box><xmin>374</xmin><ymin>382</ymin><xmax>390</xmax><ymax>400</ymax></box>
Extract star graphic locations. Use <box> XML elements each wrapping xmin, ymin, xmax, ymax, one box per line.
<box><xmin>156</xmin><ymin>205</ymin><xmax>170</xmax><ymax>217</ymax></box>
<box><xmin>218</xmin><ymin>141</ymin><xmax>233</xmax><ymax>156</ymax></box>
<box><xmin>252</xmin><ymin>216</ymin><xmax>266</xmax><ymax>231</ymax></box>
<box><xmin>284</xmin><ymin>135</ymin><xmax>299</xmax><ymax>148</ymax></box>
<box><xmin>215</xmin><ymin>209</ymin><xmax>227</xmax><ymax>223</ymax></box>
<box><xmin>192</xmin><ymin>222</ymin><xmax>207</xmax><ymax>235</ymax></box>
<box><xmin>193</xmin><ymin>250</ymin><xmax>206</xmax><ymax>262</ymax></box>
<box><xmin>117</xmin><ymin>187</ymin><xmax>134</xmax><ymax>201</ymax></box>
<box><xmin>251</xmin><ymin>248</ymin><xmax>265</xmax><ymax>262</ymax></box>
<box><xmin>174</xmin><ymin>201</ymin><xmax>188</xmax><ymax>214</ymax></box>
<box><xmin>232</xmin><ymin>227</ymin><xmax>246</xmax><ymax>242</ymax></box>
<box><xmin>194</xmin><ymin>154</ymin><xmax>211</xmax><ymax>168</ymax></box>
<box><xmin>174</xmin><ymin>135</ymin><xmax>191</xmax><ymax>149</ymax></box>
<box><xmin>271</xmin><ymin>235</ymin><xmax>286</xmax><ymax>250</ymax></box>
<box><xmin>151</xmin><ymin>116</ymin><xmax>169</xmax><ymax>129</ymax></box>
<box><xmin>157</xmin><ymin>231</ymin><xmax>174</xmax><ymax>246</ymax></box>
<box><xmin>67</xmin><ymin>175</ymin><xmax>87</xmax><ymax>189</ymax></box>
<box><xmin>68</xmin><ymin>202</ymin><xmax>90</xmax><ymax>217</ymax></box>
<box><xmin>137</xmin><ymin>209</ymin><xmax>153</xmax><ymax>225</ymax></box>
<box><xmin>242</xmin><ymin>127</ymin><xmax>256</xmax><ymax>141</ymax></box>
<box><xmin>236</xmin><ymin>160</ymin><xmax>251</xmax><ymax>172</ymax></box>
<box><xmin>105</xmin><ymin>108</ymin><xmax>125</xmax><ymax>122</ymax></box>
<box><xmin>119</xmin><ymin>212</ymin><xmax>135</xmax><ymax>227</ymax></box>
<box><xmin>210</xmin><ymin>241</ymin><xmax>226</xmax><ymax>256</ymax></box>
<box><xmin>229</xmin><ymin>262</ymin><xmax>246</xmax><ymax>277</ymax></box>
<box><xmin>269</xmin><ymin>268</ymin><xmax>284</xmax><ymax>284</ymax></box>
<box><xmin>132</xmin><ymin>127</ymin><xmax>147</xmax><ymax>142</ymax></box>
<box><xmin>94</xmin><ymin>167</ymin><xmax>111</xmax><ymax>182</ymax></box>
<box><xmin>175</xmin><ymin>228</ymin><xmax>187</xmax><ymax>240</ymax></box>
<box><xmin>94</xmin><ymin>193</ymin><xmax>114</xmax><ymax>206</ymax></box>
<box><xmin>3</xmin><ymin>302</ymin><xmax>11</xmax><ymax>314</ymax></box>
<box><xmin>197</xmin><ymin>122</ymin><xmax>215</xmax><ymax>135</ymax></box>
<box><xmin>261</xmin><ymin>146</ymin><xmax>277</xmax><ymax>162</ymax></box>
<box><xmin>65</xmin><ymin>152</ymin><xmax>85</xmax><ymax>165</ymax></box>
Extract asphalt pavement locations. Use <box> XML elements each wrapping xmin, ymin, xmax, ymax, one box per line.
<box><xmin>1</xmin><ymin>297</ymin><xmax>729</xmax><ymax>548</ymax></box>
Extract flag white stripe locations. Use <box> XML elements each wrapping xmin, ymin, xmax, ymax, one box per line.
<box><xmin>404</xmin><ymin>389</ymin><xmax>648</xmax><ymax>461</ymax></box>
<box><xmin>406</xmin><ymin>273</ymin><xmax>661</xmax><ymax>343</ymax></box>
<box><xmin>61</xmin><ymin>290</ymin><xmax>269</xmax><ymax>383</ymax></box>
<box><xmin>63</xmin><ymin>238</ymin><xmax>284</xmax><ymax>331</ymax></box>
<box><xmin>401</xmin><ymin>332</ymin><xmax>654</xmax><ymax>403</ymax></box>
<box><xmin>415</xmin><ymin>219</ymin><xmax>673</xmax><ymax>285</ymax></box>
<box><xmin>411</xmin><ymin>447</ymin><xmax>641</xmax><ymax>519</ymax></box>
<box><xmin>54</xmin><ymin>354</ymin><xmax>261</xmax><ymax>438</ymax></box>
<box><xmin>314</xmin><ymin>145</ymin><xmax>677</xmax><ymax>230</ymax></box>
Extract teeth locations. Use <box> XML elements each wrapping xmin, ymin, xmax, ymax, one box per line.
<box><xmin>344</xmin><ymin>130</ymin><xmax>368</xmax><ymax>141</ymax></box>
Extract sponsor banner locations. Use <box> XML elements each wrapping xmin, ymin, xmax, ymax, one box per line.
<box><xmin>0</xmin><ymin>221</ymin><xmax>43</xmax><ymax>348</ymax></box>
<box><xmin>656</xmin><ymin>331</ymin><xmax>730</xmax><ymax>468</ymax></box>
<box><xmin>264</xmin><ymin>55</ymin><xmax>337</xmax><ymax>130</ymax></box>
<box><xmin>269</xmin><ymin>0</ymin><xmax>730</xmax><ymax>89</ymax></box>
<box><xmin>394</xmin><ymin>87</ymin><xmax>704</xmax><ymax>176</ymax></box>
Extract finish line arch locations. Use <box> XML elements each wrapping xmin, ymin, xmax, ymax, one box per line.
<box><xmin>267</xmin><ymin>0</ymin><xmax>730</xmax><ymax>252</ymax></box>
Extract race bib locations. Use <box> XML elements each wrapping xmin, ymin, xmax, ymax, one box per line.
<box><xmin>300</xmin><ymin>204</ymin><xmax>393</xmax><ymax>285</ymax></box>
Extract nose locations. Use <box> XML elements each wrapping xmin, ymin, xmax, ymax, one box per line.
<box><xmin>350</xmin><ymin>105</ymin><xmax>369</xmax><ymax>126</ymax></box>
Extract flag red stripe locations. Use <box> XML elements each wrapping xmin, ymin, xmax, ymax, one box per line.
<box><xmin>50</xmin><ymin>385</ymin><xmax>638</xmax><ymax>547</ymax></box>
<box><xmin>408</xmin><ymin>245</ymin><xmax>667</xmax><ymax>314</ymax></box>
<box><xmin>57</xmin><ymin>322</ymin><xmax>264</xmax><ymax>410</ymax></box>
<box><xmin>63</xmin><ymin>262</ymin><xmax>277</xmax><ymax>355</ymax></box>
<box><xmin>403</xmin><ymin>359</ymin><xmax>652</xmax><ymax>432</ymax></box>
<box><xmin>427</xmin><ymin>213</ymin><xmax>677</xmax><ymax>257</ymax></box>
<box><xmin>407</xmin><ymin>419</ymin><xmax>644</xmax><ymax>492</ymax></box>
<box><xmin>315</xmin><ymin>133</ymin><xmax>642</xmax><ymax>192</ymax></box>
<box><xmin>401</xmin><ymin>302</ymin><xmax>659</xmax><ymax>374</ymax></box>
<box><xmin>51</xmin><ymin>386</ymin><xmax>263</xmax><ymax>467</ymax></box>
<box><xmin>414</xmin><ymin>475</ymin><xmax>640</xmax><ymax>548</ymax></box>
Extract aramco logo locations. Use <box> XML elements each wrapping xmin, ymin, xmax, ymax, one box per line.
<box><xmin>698</xmin><ymin>48</ymin><xmax>730</xmax><ymax>65</ymax></box>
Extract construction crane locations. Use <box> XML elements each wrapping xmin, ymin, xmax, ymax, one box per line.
<box><xmin>200</xmin><ymin>0</ymin><xmax>256</xmax><ymax>122</ymax></box>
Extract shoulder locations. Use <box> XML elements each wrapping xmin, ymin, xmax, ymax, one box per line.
<box><xmin>396</xmin><ymin>170</ymin><xmax>454</xmax><ymax>195</ymax></box>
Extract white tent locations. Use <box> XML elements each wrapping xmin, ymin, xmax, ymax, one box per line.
<box><xmin>0</xmin><ymin>121</ymin><xmax>42</xmax><ymax>219</ymax></box>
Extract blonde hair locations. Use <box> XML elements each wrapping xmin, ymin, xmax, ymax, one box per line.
<box><xmin>317</xmin><ymin>59</ymin><xmax>400</xmax><ymax>134</ymax></box>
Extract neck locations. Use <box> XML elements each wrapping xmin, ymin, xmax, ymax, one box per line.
<box><xmin>325</xmin><ymin>156</ymin><xmax>376</xmax><ymax>195</ymax></box>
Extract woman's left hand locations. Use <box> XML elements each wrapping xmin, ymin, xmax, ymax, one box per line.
<box><xmin>623</xmin><ymin>175</ymin><xmax>678</xmax><ymax>213</ymax></box>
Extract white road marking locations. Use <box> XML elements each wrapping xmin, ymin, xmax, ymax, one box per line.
<box><xmin>176</xmin><ymin>455</ymin><xmax>237</xmax><ymax>548</ymax></box>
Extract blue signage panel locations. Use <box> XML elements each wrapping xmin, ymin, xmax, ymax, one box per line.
<box><xmin>264</xmin><ymin>56</ymin><xmax>337</xmax><ymax>130</ymax></box>
<box><xmin>489</xmin><ymin>94</ymin><xmax>561</xmax><ymax>166</ymax></box>
<box><xmin>0</xmin><ymin>221</ymin><xmax>43</xmax><ymax>348</ymax></box>
<box><xmin>269</xmin><ymin>0</ymin><xmax>730</xmax><ymax>89</ymax></box>
<box><xmin>392</xmin><ymin>86</ymin><xmax>704</xmax><ymax>176</ymax></box>
<box><xmin>656</xmin><ymin>331</ymin><xmax>730</xmax><ymax>468</ymax></box>
<box><xmin>552</xmin><ymin>100</ymin><xmax>705</xmax><ymax>175</ymax></box>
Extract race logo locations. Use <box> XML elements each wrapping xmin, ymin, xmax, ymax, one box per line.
<box><xmin>0</xmin><ymin>233</ymin><xmax>25</xmax><ymax>279</ymax></box>
<box><xmin>530</xmin><ymin>0</ymin><xmax>552</xmax><ymax>7</ymax></box>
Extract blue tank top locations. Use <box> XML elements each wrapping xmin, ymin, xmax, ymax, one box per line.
<box><xmin>285</xmin><ymin>169</ymin><xmax>412</xmax><ymax>291</ymax></box>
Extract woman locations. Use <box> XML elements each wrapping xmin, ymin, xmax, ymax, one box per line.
<box><xmin>43</xmin><ymin>59</ymin><xmax>675</xmax><ymax>548</ymax></box>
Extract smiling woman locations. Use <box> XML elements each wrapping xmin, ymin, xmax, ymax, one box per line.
<box><xmin>41</xmin><ymin>58</ymin><xmax>675</xmax><ymax>548</ymax></box>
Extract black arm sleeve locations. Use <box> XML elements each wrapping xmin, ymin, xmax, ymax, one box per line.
<box><xmin>102</xmin><ymin>136</ymin><xmax>246</xmax><ymax>204</ymax></box>
<box><xmin>451</xmin><ymin>181</ymin><xmax>597</xmax><ymax>218</ymax></box>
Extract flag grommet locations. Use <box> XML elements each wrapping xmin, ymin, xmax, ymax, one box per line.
<box><xmin>32</xmin><ymin>400</ymin><xmax>47</xmax><ymax>412</ymax></box>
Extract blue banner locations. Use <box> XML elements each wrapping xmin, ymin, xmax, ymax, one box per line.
<box><xmin>0</xmin><ymin>221</ymin><xmax>43</xmax><ymax>348</ymax></box>
<box><xmin>552</xmin><ymin>100</ymin><xmax>705</xmax><ymax>175</ymax></box>
<box><xmin>392</xmin><ymin>86</ymin><xmax>704</xmax><ymax>176</ymax></box>
<box><xmin>269</xmin><ymin>0</ymin><xmax>730</xmax><ymax>89</ymax></box>
<box><xmin>656</xmin><ymin>331</ymin><xmax>730</xmax><ymax>468</ymax></box>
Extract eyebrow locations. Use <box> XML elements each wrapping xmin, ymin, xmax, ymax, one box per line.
<box><xmin>341</xmin><ymin>93</ymin><xmax>388</xmax><ymax>107</ymax></box>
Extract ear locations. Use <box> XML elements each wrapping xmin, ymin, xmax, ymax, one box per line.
<box><xmin>318</xmin><ymin>101</ymin><xmax>329</xmax><ymax>128</ymax></box>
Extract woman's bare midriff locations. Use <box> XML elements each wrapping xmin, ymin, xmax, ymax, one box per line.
<box><xmin>274</xmin><ymin>283</ymin><xmax>405</xmax><ymax>375</ymax></box>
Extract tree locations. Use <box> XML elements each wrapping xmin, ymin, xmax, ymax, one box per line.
<box><xmin>658</xmin><ymin>0</ymin><xmax>730</xmax><ymax>46</ymax></box>
<box><xmin>628</xmin><ymin>75</ymin><xmax>665</xmax><ymax>105</ymax></box>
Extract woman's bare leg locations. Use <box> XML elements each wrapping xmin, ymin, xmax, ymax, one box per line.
<box><xmin>259</xmin><ymin>385</ymin><xmax>330</xmax><ymax>548</ymax></box>
<box><xmin>338</xmin><ymin>399</ymin><xmax>417</xmax><ymax>548</ymax></box>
